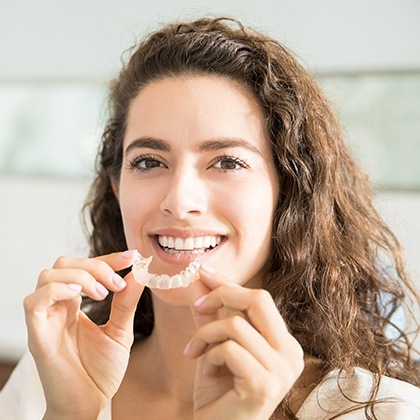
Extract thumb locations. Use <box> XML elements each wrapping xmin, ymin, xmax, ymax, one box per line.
<box><xmin>104</xmin><ymin>271</ymin><xmax>144</xmax><ymax>347</ymax></box>
<box><xmin>187</xmin><ymin>263</ymin><xmax>230</xmax><ymax>328</ymax></box>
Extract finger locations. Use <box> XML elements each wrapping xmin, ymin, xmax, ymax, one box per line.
<box><xmin>51</xmin><ymin>251</ymin><xmax>137</xmax><ymax>292</ymax></box>
<box><xmin>24</xmin><ymin>282</ymin><xmax>82</xmax><ymax>315</ymax></box>
<box><xmin>104</xmin><ymin>271</ymin><xmax>144</xmax><ymax>346</ymax></box>
<box><xmin>186</xmin><ymin>265</ymin><xmax>220</xmax><ymax>328</ymax></box>
<box><xmin>38</xmin><ymin>268</ymin><xmax>111</xmax><ymax>301</ymax></box>
<box><xmin>202</xmin><ymin>340</ymin><xmax>265</xmax><ymax>383</ymax></box>
<box><xmin>194</xmin><ymin>286</ymin><xmax>288</xmax><ymax>350</ymax></box>
<box><xmin>25</xmin><ymin>285</ymin><xmax>84</xmax><ymax>361</ymax></box>
<box><xmin>95</xmin><ymin>249</ymin><xmax>138</xmax><ymax>271</ymax></box>
<box><xmin>203</xmin><ymin>340</ymin><xmax>303</xmax><ymax>414</ymax></box>
<box><xmin>197</xmin><ymin>264</ymin><xmax>239</xmax><ymax>290</ymax></box>
<box><xmin>24</xmin><ymin>283</ymin><xmax>83</xmax><ymax>343</ymax></box>
<box><xmin>186</xmin><ymin>315</ymin><xmax>277</xmax><ymax>370</ymax></box>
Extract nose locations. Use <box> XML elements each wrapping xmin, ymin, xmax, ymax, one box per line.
<box><xmin>160</xmin><ymin>167</ymin><xmax>208</xmax><ymax>219</ymax></box>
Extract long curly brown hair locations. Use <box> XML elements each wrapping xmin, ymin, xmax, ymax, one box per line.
<box><xmin>83</xmin><ymin>17</ymin><xmax>420</xmax><ymax>418</ymax></box>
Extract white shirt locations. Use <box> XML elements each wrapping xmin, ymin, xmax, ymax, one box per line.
<box><xmin>1</xmin><ymin>352</ymin><xmax>419</xmax><ymax>419</ymax></box>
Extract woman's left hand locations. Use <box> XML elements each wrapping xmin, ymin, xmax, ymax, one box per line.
<box><xmin>186</xmin><ymin>266</ymin><xmax>304</xmax><ymax>420</ymax></box>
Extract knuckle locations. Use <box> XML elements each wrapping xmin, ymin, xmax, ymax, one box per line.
<box><xmin>277</xmin><ymin>354</ymin><xmax>304</xmax><ymax>385</ymax></box>
<box><xmin>252</xmin><ymin>288</ymin><xmax>272</xmax><ymax>304</ymax></box>
<box><xmin>42</xmin><ymin>282</ymin><xmax>56</xmax><ymax>294</ymax></box>
<box><xmin>37</xmin><ymin>268</ymin><xmax>53</xmax><ymax>287</ymax></box>
<box><xmin>53</xmin><ymin>255</ymin><xmax>70</xmax><ymax>268</ymax></box>
<box><xmin>23</xmin><ymin>294</ymin><xmax>33</xmax><ymax>312</ymax></box>
<box><xmin>94</xmin><ymin>259</ymin><xmax>109</xmax><ymax>273</ymax></box>
<box><xmin>263</xmin><ymin>376</ymin><xmax>284</xmax><ymax>401</ymax></box>
<box><xmin>290</xmin><ymin>336</ymin><xmax>305</xmax><ymax>362</ymax></box>
<box><xmin>294</xmin><ymin>350</ymin><xmax>305</xmax><ymax>375</ymax></box>
<box><xmin>247</xmin><ymin>374</ymin><xmax>278</xmax><ymax>402</ymax></box>
<box><xmin>73</xmin><ymin>268</ymin><xmax>92</xmax><ymax>284</ymax></box>
<box><xmin>221</xmin><ymin>339</ymin><xmax>238</xmax><ymax>355</ymax></box>
<box><xmin>227</xmin><ymin>315</ymin><xmax>245</xmax><ymax>334</ymax></box>
<box><xmin>296</xmin><ymin>344</ymin><xmax>305</xmax><ymax>362</ymax></box>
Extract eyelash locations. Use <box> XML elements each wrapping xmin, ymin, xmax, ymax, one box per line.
<box><xmin>210</xmin><ymin>154</ymin><xmax>250</xmax><ymax>172</ymax></box>
<box><xmin>125</xmin><ymin>153</ymin><xmax>249</xmax><ymax>173</ymax></box>
<box><xmin>126</xmin><ymin>154</ymin><xmax>166</xmax><ymax>172</ymax></box>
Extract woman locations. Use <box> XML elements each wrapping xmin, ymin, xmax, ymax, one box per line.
<box><xmin>1</xmin><ymin>17</ymin><xmax>419</xmax><ymax>419</ymax></box>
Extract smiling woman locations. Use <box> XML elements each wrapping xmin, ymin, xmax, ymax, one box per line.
<box><xmin>1</xmin><ymin>16</ymin><xmax>419</xmax><ymax>420</ymax></box>
<box><xmin>116</xmin><ymin>76</ymin><xmax>278</xmax><ymax>286</ymax></box>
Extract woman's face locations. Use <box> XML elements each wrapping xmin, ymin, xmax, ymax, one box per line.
<box><xmin>116</xmin><ymin>75</ymin><xmax>278</xmax><ymax>294</ymax></box>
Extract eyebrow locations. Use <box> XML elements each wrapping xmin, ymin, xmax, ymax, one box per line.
<box><xmin>124</xmin><ymin>137</ymin><xmax>263</xmax><ymax>157</ymax></box>
<box><xmin>124</xmin><ymin>137</ymin><xmax>171</xmax><ymax>155</ymax></box>
<box><xmin>198</xmin><ymin>138</ymin><xmax>263</xmax><ymax>157</ymax></box>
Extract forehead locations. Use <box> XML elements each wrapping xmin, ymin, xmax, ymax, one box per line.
<box><xmin>123</xmin><ymin>75</ymin><xmax>270</xmax><ymax>155</ymax></box>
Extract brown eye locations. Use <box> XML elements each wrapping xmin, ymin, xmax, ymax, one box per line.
<box><xmin>212</xmin><ymin>155</ymin><xmax>249</xmax><ymax>172</ymax></box>
<box><xmin>142</xmin><ymin>159</ymin><xmax>162</xmax><ymax>169</ymax></box>
<box><xmin>127</xmin><ymin>155</ymin><xmax>166</xmax><ymax>172</ymax></box>
<box><xmin>220</xmin><ymin>160</ymin><xmax>238</xmax><ymax>170</ymax></box>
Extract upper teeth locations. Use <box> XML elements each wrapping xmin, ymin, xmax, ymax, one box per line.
<box><xmin>158</xmin><ymin>235</ymin><xmax>222</xmax><ymax>250</ymax></box>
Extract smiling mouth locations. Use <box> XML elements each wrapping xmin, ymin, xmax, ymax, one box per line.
<box><xmin>157</xmin><ymin>235</ymin><xmax>223</xmax><ymax>254</ymax></box>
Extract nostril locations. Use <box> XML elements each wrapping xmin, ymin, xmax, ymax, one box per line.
<box><xmin>159</xmin><ymin>181</ymin><xmax>207</xmax><ymax>219</ymax></box>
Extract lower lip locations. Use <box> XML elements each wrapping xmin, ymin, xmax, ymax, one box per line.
<box><xmin>150</xmin><ymin>236</ymin><xmax>224</xmax><ymax>268</ymax></box>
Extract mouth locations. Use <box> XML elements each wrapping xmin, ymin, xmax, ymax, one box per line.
<box><xmin>156</xmin><ymin>235</ymin><xmax>224</xmax><ymax>254</ymax></box>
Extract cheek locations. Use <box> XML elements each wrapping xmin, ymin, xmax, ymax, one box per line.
<box><xmin>226</xmin><ymin>178</ymin><xmax>277</xmax><ymax>223</ymax></box>
<box><xmin>245</xmin><ymin>198</ymin><xmax>276</xmax><ymax>253</ymax></box>
<box><xmin>241</xmin><ymin>180</ymin><xmax>277</xmax><ymax>258</ymax></box>
<box><xmin>218</xmin><ymin>178</ymin><xmax>277</xmax><ymax>249</ymax></box>
<box><xmin>118</xmin><ymin>180</ymin><xmax>157</xmax><ymax>241</ymax></box>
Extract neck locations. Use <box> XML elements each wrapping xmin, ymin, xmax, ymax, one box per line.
<box><xmin>131</xmin><ymin>293</ymin><xmax>198</xmax><ymax>403</ymax></box>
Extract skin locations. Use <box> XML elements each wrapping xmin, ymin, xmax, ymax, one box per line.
<box><xmin>116</xmin><ymin>76</ymin><xmax>279</xmax><ymax>301</ymax></box>
<box><xmin>24</xmin><ymin>76</ymin><xmax>306</xmax><ymax>419</ymax></box>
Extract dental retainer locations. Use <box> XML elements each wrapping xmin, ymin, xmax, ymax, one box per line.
<box><xmin>132</xmin><ymin>251</ymin><xmax>201</xmax><ymax>289</ymax></box>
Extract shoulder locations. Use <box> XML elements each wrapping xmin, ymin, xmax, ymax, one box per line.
<box><xmin>297</xmin><ymin>367</ymin><xmax>420</xmax><ymax>419</ymax></box>
<box><xmin>0</xmin><ymin>351</ymin><xmax>113</xmax><ymax>420</ymax></box>
<box><xmin>0</xmin><ymin>351</ymin><xmax>45</xmax><ymax>419</ymax></box>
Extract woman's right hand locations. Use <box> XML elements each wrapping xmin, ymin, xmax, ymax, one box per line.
<box><xmin>23</xmin><ymin>250</ymin><xmax>143</xmax><ymax>419</ymax></box>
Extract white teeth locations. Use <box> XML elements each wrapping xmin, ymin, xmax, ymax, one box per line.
<box><xmin>184</xmin><ymin>237</ymin><xmax>194</xmax><ymax>250</ymax></box>
<box><xmin>174</xmin><ymin>237</ymin><xmax>184</xmax><ymax>250</ymax></box>
<box><xmin>157</xmin><ymin>235</ymin><xmax>222</xmax><ymax>252</ymax></box>
<box><xmin>168</xmin><ymin>236</ymin><xmax>175</xmax><ymax>248</ymax></box>
<box><xmin>161</xmin><ymin>236</ymin><xmax>168</xmax><ymax>247</ymax></box>
<box><xmin>203</xmin><ymin>236</ymin><xmax>211</xmax><ymax>248</ymax></box>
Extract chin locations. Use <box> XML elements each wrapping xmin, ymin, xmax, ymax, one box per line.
<box><xmin>149</xmin><ymin>286</ymin><xmax>192</xmax><ymax>307</ymax></box>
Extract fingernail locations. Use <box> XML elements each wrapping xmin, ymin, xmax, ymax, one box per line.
<box><xmin>111</xmin><ymin>274</ymin><xmax>126</xmax><ymax>289</ymax></box>
<box><xmin>95</xmin><ymin>282</ymin><xmax>109</xmax><ymax>298</ymax></box>
<box><xmin>183</xmin><ymin>341</ymin><xmax>191</xmax><ymax>356</ymax></box>
<box><xmin>200</xmin><ymin>263</ymin><xmax>215</xmax><ymax>274</ymax></box>
<box><xmin>68</xmin><ymin>283</ymin><xmax>82</xmax><ymax>292</ymax></box>
<box><xmin>122</xmin><ymin>249</ymin><xmax>136</xmax><ymax>258</ymax></box>
<box><xmin>194</xmin><ymin>294</ymin><xmax>208</xmax><ymax>307</ymax></box>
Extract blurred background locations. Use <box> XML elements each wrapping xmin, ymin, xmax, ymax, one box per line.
<box><xmin>1</xmin><ymin>0</ymin><xmax>420</xmax><ymax>386</ymax></box>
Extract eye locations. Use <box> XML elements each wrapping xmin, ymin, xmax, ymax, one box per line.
<box><xmin>126</xmin><ymin>155</ymin><xmax>167</xmax><ymax>172</ymax></box>
<box><xmin>211</xmin><ymin>155</ymin><xmax>249</xmax><ymax>172</ymax></box>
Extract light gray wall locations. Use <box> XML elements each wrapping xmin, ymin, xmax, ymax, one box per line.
<box><xmin>1</xmin><ymin>0</ymin><xmax>419</xmax><ymax>360</ymax></box>
<box><xmin>1</xmin><ymin>0</ymin><xmax>420</xmax><ymax>82</ymax></box>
